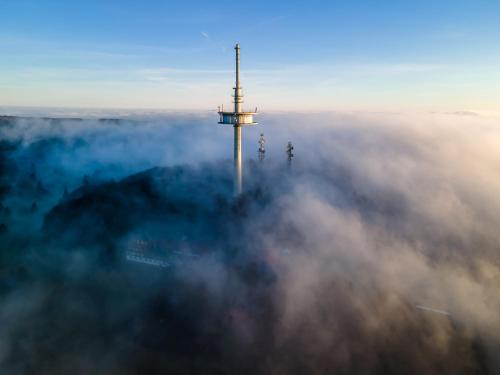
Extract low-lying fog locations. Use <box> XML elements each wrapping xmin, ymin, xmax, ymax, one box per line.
<box><xmin>0</xmin><ymin>110</ymin><xmax>499</xmax><ymax>374</ymax></box>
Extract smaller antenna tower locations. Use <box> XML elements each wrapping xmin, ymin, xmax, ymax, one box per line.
<box><xmin>286</xmin><ymin>141</ymin><xmax>294</xmax><ymax>164</ymax></box>
<box><xmin>258</xmin><ymin>133</ymin><xmax>266</xmax><ymax>161</ymax></box>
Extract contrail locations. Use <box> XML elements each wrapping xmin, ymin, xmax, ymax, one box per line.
<box><xmin>415</xmin><ymin>305</ymin><xmax>451</xmax><ymax>316</ymax></box>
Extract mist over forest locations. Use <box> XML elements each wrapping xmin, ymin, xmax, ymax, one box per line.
<box><xmin>1</xmin><ymin>110</ymin><xmax>499</xmax><ymax>374</ymax></box>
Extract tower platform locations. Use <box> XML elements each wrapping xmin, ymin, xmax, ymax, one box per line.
<box><xmin>218</xmin><ymin>111</ymin><xmax>257</xmax><ymax>125</ymax></box>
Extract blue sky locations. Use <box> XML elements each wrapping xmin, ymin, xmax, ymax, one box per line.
<box><xmin>1</xmin><ymin>0</ymin><xmax>499</xmax><ymax>112</ymax></box>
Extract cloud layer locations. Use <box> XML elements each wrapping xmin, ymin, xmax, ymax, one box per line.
<box><xmin>0</xmin><ymin>111</ymin><xmax>499</xmax><ymax>374</ymax></box>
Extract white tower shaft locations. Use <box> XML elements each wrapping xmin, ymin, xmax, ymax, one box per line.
<box><xmin>234</xmin><ymin>125</ymin><xmax>242</xmax><ymax>194</ymax></box>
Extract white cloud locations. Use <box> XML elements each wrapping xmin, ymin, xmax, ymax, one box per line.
<box><xmin>201</xmin><ymin>31</ymin><xmax>210</xmax><ymax>41</ymax></box>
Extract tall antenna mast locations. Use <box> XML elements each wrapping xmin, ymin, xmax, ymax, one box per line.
<box><xmin>218</xmin><ymin>44</ymin><xmax>258</xmax><ymax>196</ymax></box>
<box><xmin>234</xmin><ymin>44</ymin><xmax>242</xmax><ymax>113</ymax></box>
